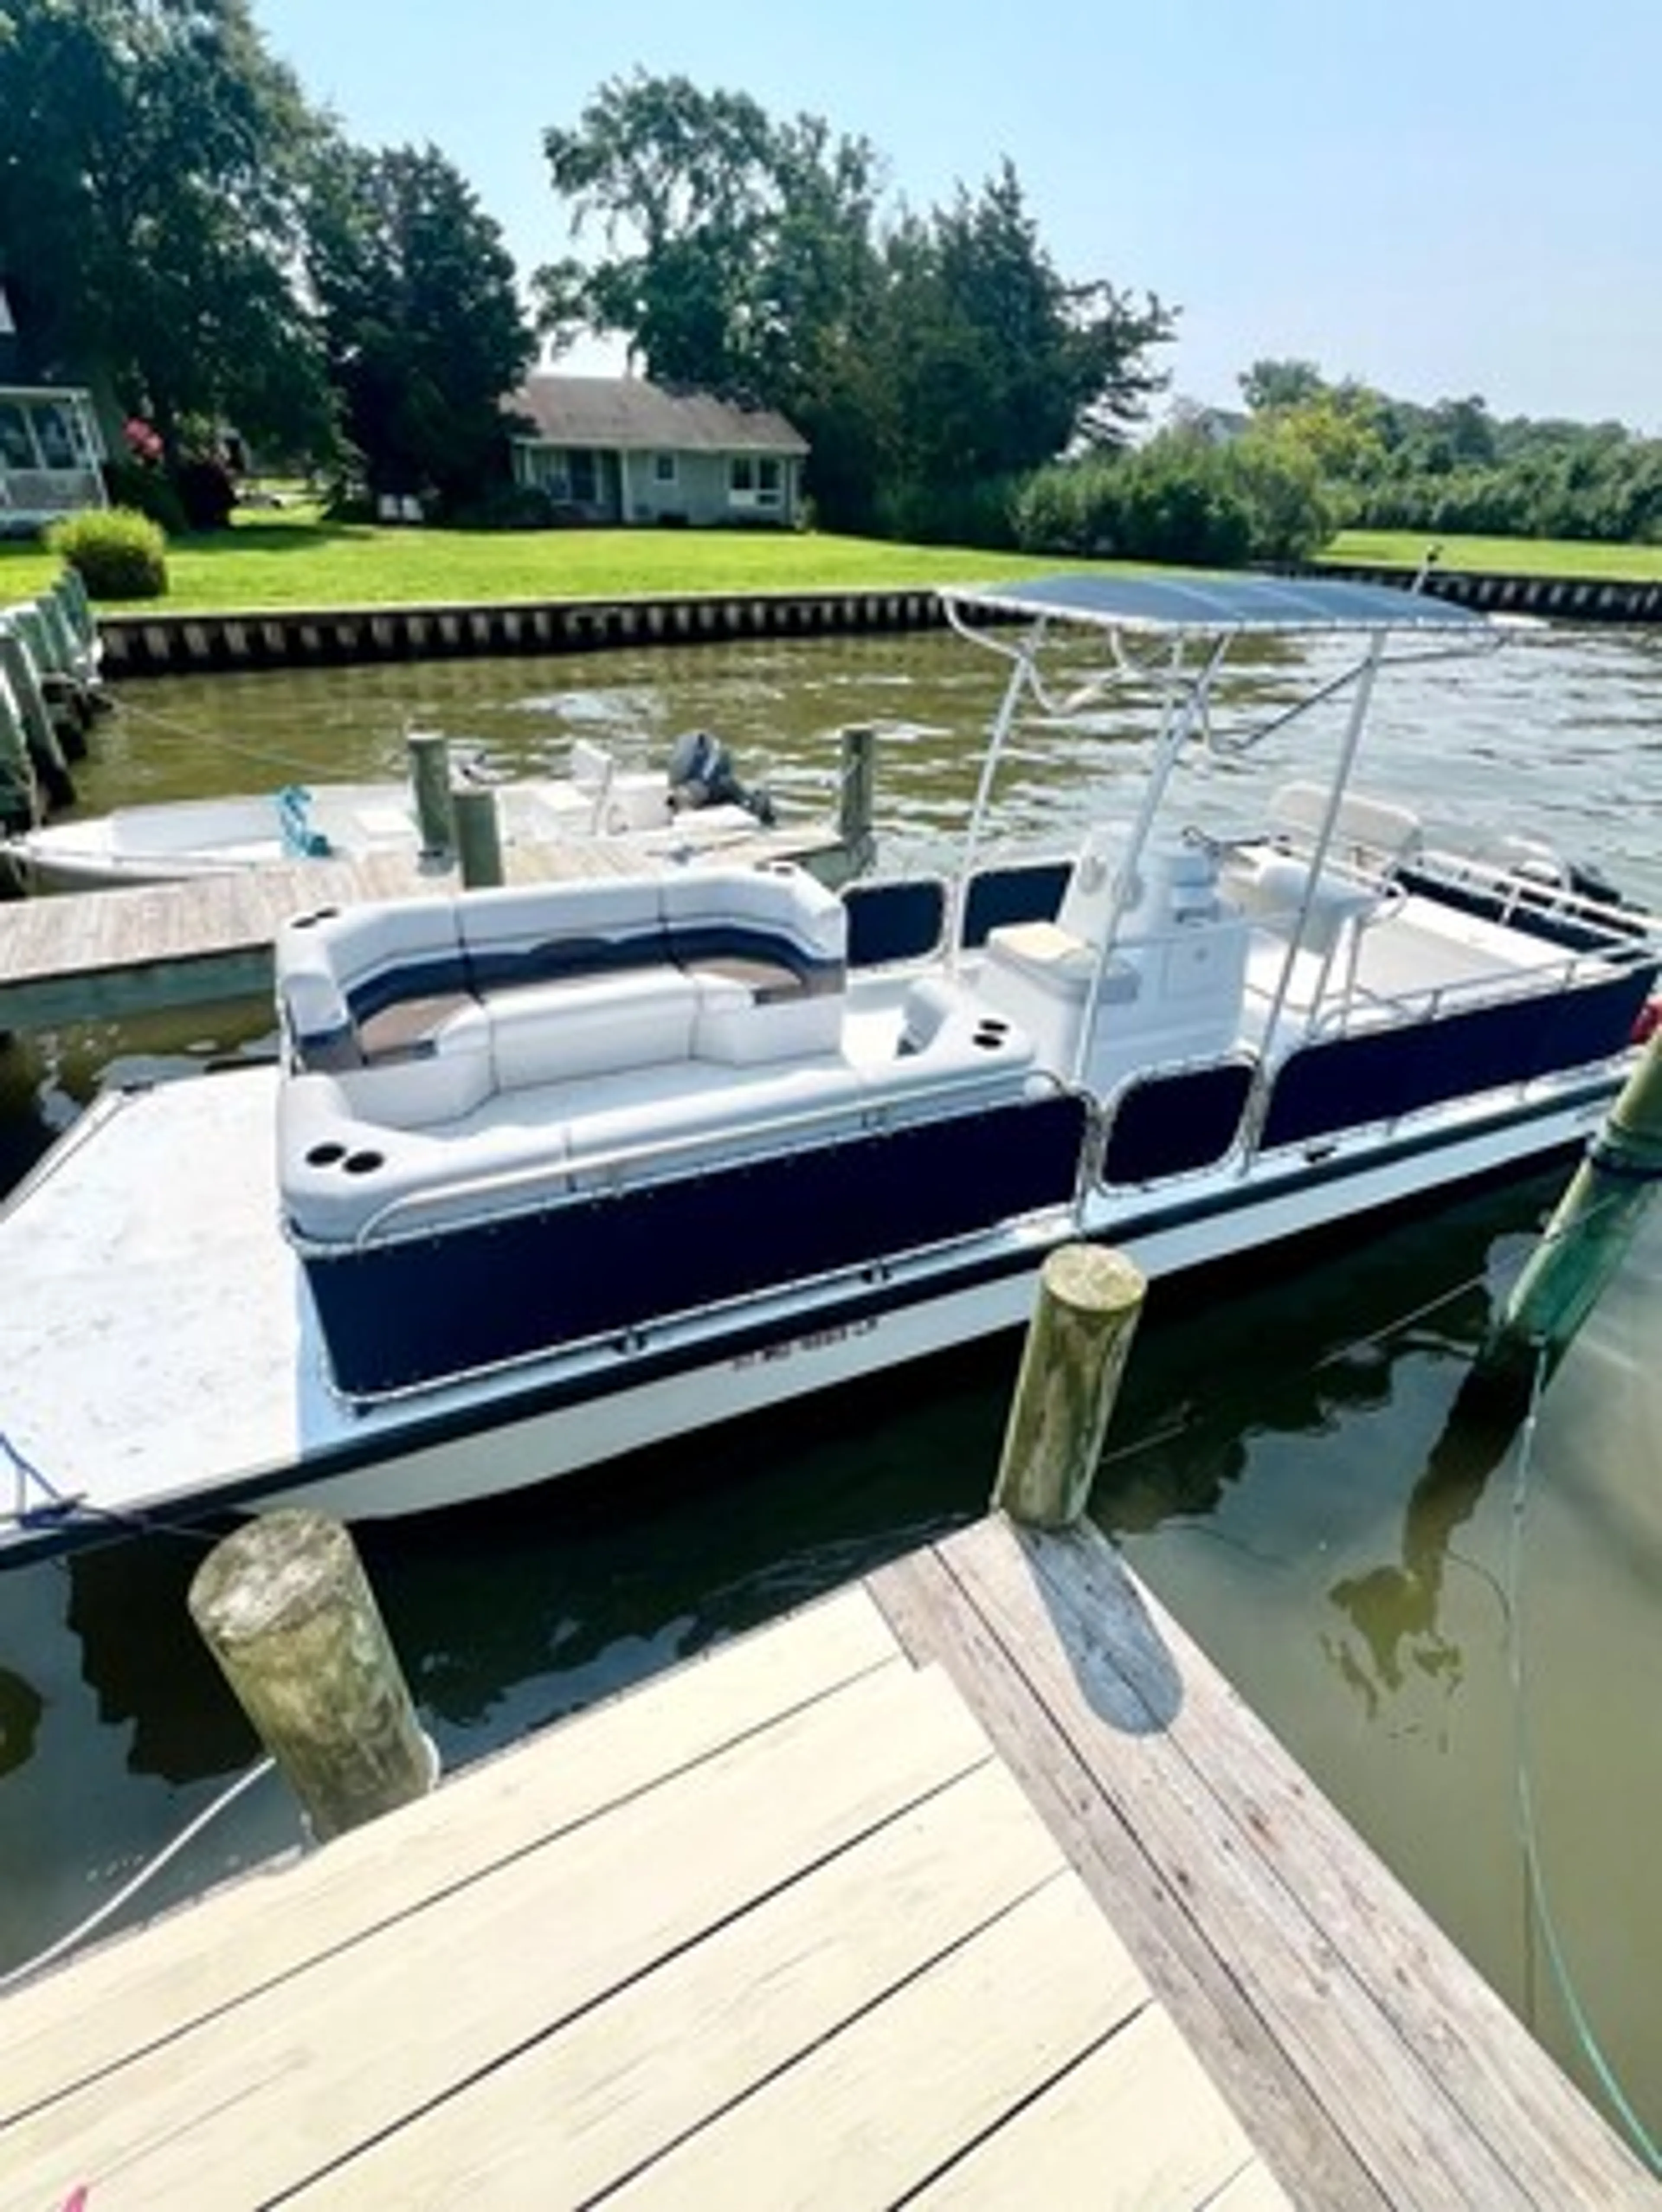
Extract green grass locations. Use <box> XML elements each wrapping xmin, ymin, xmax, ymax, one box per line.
<box><xmin>6</xmin><ymin>504</ymin><xmax>1659</xmax><ymax>613</ymax></box>
<box><xmin>1323</xmin><ymin>530</ymin><xmax>1662</xmax><ymax>581</ymax></box>
<box><xmin>0</xmin><ymin>503</ymin><xmax>1098</xmax><ymax>614</ymax></box>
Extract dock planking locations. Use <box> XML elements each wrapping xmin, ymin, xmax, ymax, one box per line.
<box><xmin>0</xmin><ymin>820</ymin><xmax>843</xmax><ymax>1032</ymax></box>
<box><xmin>0</xmin><ymin>1518</ymin><xmax>1652</xmax><ymax>2209</ymax></box>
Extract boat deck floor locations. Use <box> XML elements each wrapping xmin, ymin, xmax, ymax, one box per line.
<box><xmin>1</xmin><ymin>1519</ymin><xmax>1648</xmax><ymax>2206</ymax></box>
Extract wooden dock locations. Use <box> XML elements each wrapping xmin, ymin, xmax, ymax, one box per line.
<box><xmin>0</xmin><ymin>1518</ymin><xmax>1652</xmax><ymax>2209</ymax></box>
<box><xmin>3</xmin><ymin>1522</ymin><xmax>1655</xmax><ymax>2212</ymax></box>
<box><xmin>0</xmin><ymin>822</ymin><xmax>843</xmax><ymax>1032</ymax></box>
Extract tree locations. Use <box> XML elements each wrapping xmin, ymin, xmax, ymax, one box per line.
<box><xmin>539</xmin><ymin>77</ymin><xmax>1175</xmax><ymax>535</ymax></box>
<box><xmin>1239</xmin><ymin>358</ymin><xmax>1326</xmax><ymax>413</ymax></box>
<box><xmin>873</xmin><ymin>162</ymin><xmax>1173</xmax><ymax>491</ymax></box>
<box><xmin>539</xmin><ymin>72</ymin><xmax>882</xmax><ymax>403</ymax></box>
<box><xmin>0</xmin><ymin>0</ymin><xmax>334</xmax><ymax>466</ymax></box>
<box><xmin>305</xmin><ymin>143</ymin><xmax>535</xmax><ymax>514</ymax></box>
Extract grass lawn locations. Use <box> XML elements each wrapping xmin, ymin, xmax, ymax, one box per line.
<box><xmin>1323</xmin><ymin>530</ymin><xmax>1662</xmax><ymax>581</ymax></box>
<box><xmin>5</xmin><ymin>505</ymin><xmax>1659</xmax><ymax>613</ymax></box>
<box><xmin>0</xmin><ymin>504</ymin><xmax>1098</xmax><ymax>614</ymax></box>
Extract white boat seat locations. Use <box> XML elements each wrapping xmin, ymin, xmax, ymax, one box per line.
<box><xmin>981</xmin><ymin>920</ymin><xmax>1140</xmax><ymax>999</ymax></box>
<box><xmin>1269</xmin><ymin>781</ymin><xmax>1424</xmax><ymax>870</ymax></box>
<box><xmin>280</xmin><ymin>985</ymin><xmax>1042</xmax><ymax>1247</ymax></box>
<box><xmin>1238</xmin><ymin>853</ymin><xmax>1382</xmax><ymax>961</ymax></box>
<box><xmin>277</xmin><ymin>865</ymin><xmax>848</xmax><ymax>1076</ymax></box>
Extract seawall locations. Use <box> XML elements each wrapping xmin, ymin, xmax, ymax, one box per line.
<box><xmin>1317</xmin><ymin>562</ymin><xmax>1662</xmax><ymax>624</ymax></box>
<box><xmin>93</xmin><ymin>566</ymin><xmax>1662</xmax><ymax>681</ymax></box>
<box><xmin>97</xmin><ymin>587</ymin><xmax>947</xmax><ymax>678</ymax></box>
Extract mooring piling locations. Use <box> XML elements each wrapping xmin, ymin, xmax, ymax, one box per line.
<box><xmin>992</xmin><ymin>1243</ymin><xmax>1147</xmax><ymax>1529</ymax></box>
<box><xmin>187</xmin><ymin>1509</ymin><xmax>436</xmax><ymax>1843</ymax></box>
<box><xmin>1483</xmin><ymin>1023</ymin><xmax>1662</xmax><ymax>1388</ymax></box>
<box><xmin>837</xmin><ymin>723</ymin><xmax>877</xmax><ymax>872</ymax></box>
<box><xmin>405</xmin><ymin>728</ymin><xmax>455</xmax><ymax>863</ymax></box>
<box><xmin>453</xmin><ymin>782</ymin><xmax>506</xmax><ymax>887</ymax></box>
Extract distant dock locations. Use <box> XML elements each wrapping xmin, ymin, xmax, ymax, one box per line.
<box><xmin>0</xmin><ymin>821</ymin><xmax>844</xmax><ymax>1032</ymax></box>
<box><xmin>1</xmin><ymin>1516</ymin><xmax>1648</xmax><ymax>2207</ymax></box>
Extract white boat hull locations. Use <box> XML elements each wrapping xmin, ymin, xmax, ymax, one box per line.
<box><xmin>0</xmin><ymin>1056</ymin><xmax>1616</xmax><ymax>1561</ymax></box>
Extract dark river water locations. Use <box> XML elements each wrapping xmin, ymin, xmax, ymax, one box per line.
<box><xmin>2</xmin><ymin>618</ymin><xmax>1660</xmax><ymax>2161</ymax></box>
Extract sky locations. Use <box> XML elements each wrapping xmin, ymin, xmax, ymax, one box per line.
<box><xmin>254</xmin><ymin>0</ymin><xmax>1661</xmax><ymax>432</ymax></box>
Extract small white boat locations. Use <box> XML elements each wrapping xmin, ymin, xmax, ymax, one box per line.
<box><xmin>2</xmin><ymin>572</ymin><xmax>1657</xmax><ymax>1562</ymax></box>
<box><xmin>0</xmin><ymin>732</ymin><xmax>780</xmax><ymax>892</ymax></box>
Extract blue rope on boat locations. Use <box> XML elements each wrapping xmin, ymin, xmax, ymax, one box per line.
<box><xmin>0</xmin><ymin>1428</ymin><xmax>86</xmax><ymax>1529</ymax></box>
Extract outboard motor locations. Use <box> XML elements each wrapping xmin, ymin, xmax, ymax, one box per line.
<box><xmin>665</xmin><ymin>729</ymin><xmax>776</xmax><ymax>826</ymax></box>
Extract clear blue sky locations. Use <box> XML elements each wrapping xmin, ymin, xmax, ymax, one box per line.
<box><xmin>255</xmin><ymin>0</ymin><xmax>1660</xmax><ymax>431</ymax></box>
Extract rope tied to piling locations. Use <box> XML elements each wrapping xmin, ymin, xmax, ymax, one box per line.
<box><xmin>1507</xmin><ymin>1345</ymin><xmax>1662</xmax><ymax>2174</ymax></box>
<box><xmin>1</xmin><ymin>1428</ymin><xmax>85</xmax><ymax>1529</ymax></box>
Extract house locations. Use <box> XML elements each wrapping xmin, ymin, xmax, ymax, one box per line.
<box><xmin>0</xmin><ymin>384</ymin><xmax>108</xmax><ymax>534</ymax></box>
<box><xmin>506</xmin><ymin>376</ymin><xmax>808</xmax><ymax>529</ymax></box>
<box><xmin>0</xmin><ymin>290</ymin><xmax>109</xmax><ymax>534</ymax></box>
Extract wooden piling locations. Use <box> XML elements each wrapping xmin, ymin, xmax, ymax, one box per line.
<box><xmin>1484</xmin><ymin>1023</ymin><xmax>1662</xmax><ymax>1385</ymax></box>
<box><xmin>453</xmin><ymin>784</ymin><xmax>505</xmax><ymax>887</ymax></box>
<box><xmin>188</xmin><ymin>1510</ymin><xmax>435</xmax><ymax>1843</ymax></box>
<box><xmin>838</xmin><ymin>724</ymin><xmax>878</xmax><ymax>871</ymax></box>
<box><xmin>405</xmin><ymin>730</ymin><xmax>454</xmax><ymax>862</ymax></box>
<box><xmin>992</xmin><ymin>1244</ymin><xmax>1147</xmax><ymax>1528</ymax></box>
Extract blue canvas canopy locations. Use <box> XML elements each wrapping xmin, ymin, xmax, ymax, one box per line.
<box><xmin>940</xmin><ymin>571</ymin><xmax>1493</xmax><ymax>636</ymax></box>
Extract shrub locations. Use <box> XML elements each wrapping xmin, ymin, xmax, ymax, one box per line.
<box><xmin>445</xmin><ymin>484</ymin><xmax>557</xmax><ymax>531</ymax></box>
<box><xmin>171</xmin><ymin>453</ymin><xmax>238</xmax><ymax>531</ymax></box>
<box><xmin>873</xmin><ymin>475</ymin><xmax>1020</xmax><ymax>550</ymax></box>
<box><xmin>101</xmin><ymin>457</ymin><xmax>187</xmax><ymax>534</ymax></box>
<box><xmin>46</xmin><ymin>507</ymin><xmax>170</xmax><ymax>600</ymax></box>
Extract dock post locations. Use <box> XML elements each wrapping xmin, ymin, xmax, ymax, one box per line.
<box><xmin>993</xmin><ymin>1244</ymin><xmax>1147</xmax><ymax>1528</ymax></box>
<box><xmin>188</xmin><ymin>1509</ymin><xmax>437</xmax><ymax>1843</ymax></box>
<box><xmin>453</xmin><ymin>783</ymin><xmax>505</xmax><ymax>887</ymax></box>
<box><xmin>837</xmin><ymin>724</ymin><xmax>877</xmax><ymax>872</ymax></box>
<box><xmin>406</xmin><ymin>729</ymin><xmax>454</xmax><ymax>862</ymax></box>
<box><xmin>1482</xmin><ymin>1024</ymin><xmax>1662</xmax><ymax>1387</ymax></box>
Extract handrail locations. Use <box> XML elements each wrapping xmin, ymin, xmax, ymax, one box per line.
<box><xmin>1246</xmin><ymin>938</ymin><xmax>1642</xmax><ymax>1045</ymax></box>
<box><xmin>322</xmin><ymin>1062</ymin><xmax>1060</xmax><ymax>1254</ymax></box>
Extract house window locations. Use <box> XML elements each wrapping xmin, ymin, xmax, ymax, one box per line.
<box><xmin>569</xmin><ymin>450</ymin><xmax>598</xmax><ymax>504</ymax></box>
<box><xmin>757</xmin><ymin>457</ymin><xmax>782</xmax><ymax>506</ymax></box>
<box><xmin>33</xmin><ymin>403</ymin><xmax>77</xmax><ymax>469</ymax></box>
<box><xmin>729</xmin><ymin>455</ymin><xmax>754</xmax><ymax>496</ymax></box>
<box><xmin>0</xmin><ymin>403</ymin><xmax>32</xmax><ymax>471</ymax></box>
<box><xmin>653</xmin><ymin>452</ymin><xmax>677</xmax><ymax>485</ymax></box>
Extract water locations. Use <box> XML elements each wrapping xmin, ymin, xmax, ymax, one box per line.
<box><xmin>2</xmin><ymin>619</ymin><xmax>1660</xmax><ymax>2152</ymax></box>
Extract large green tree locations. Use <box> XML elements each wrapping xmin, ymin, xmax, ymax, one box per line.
<box><xmin>874</xmin><ymin>162</ymin><xmax>1173</xmax><ymax>488</ymax></box>
<box><xmin>538</xmin><ymin>75</ymin><xmax>1174</xmax><ymax>535</ymax></box>
<box><xmin>0</xmin><ymin>0</ymin><xmax>333</xmax><ymax>460</ymax></box>
<box><xmin>539</xmin><ymin>72</ymin><xmax>882</xmax><ymax>406</ymax></box>
<box><xmin>305</xmin><ymin>142</ymin><xmax>535</xmax><ymax>514</ymax></box>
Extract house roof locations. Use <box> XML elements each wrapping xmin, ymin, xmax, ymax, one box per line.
<box><xmin>507</xmin><ymin>376</ymin><xmax>808</xmax><ymax>456</ymax></box>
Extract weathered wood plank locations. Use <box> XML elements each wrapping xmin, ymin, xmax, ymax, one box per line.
<box><xmin>1012</xmin><ymin>1524</ymin><xmax>1656</xmax><ymax>2209</ymax></box>
<box><xmin>869</xmin><ymin>1543</ymin><xmax>1386</xmax><ymax>2212</ymax></box>
<box><xmin>0</xmin><ymin>1586</ymin><xmax>899</xmax><ymax>2123</ymax></box>
<box><xmin>876</xmin><ymin>1520</ymin><xmax>1656</xmax><ymax>2210</ymax></box>
<box><xmin>0</xmin><ymin>1659</ymin><xmax>988</xmax><ymax>2207</ymax></box>
<box><xmin>290</xmin><ymin>1759</ymin><xmax>1069</xmax><ymax>2207</ymax></box>
<box><xmin>605</xmin><ymin>1874</ymin><xmax>1148</xmax><ymax>2212</ymax></box>
<box><xmin>911</xmin><ymin>2006</ymin><xmax>1286</xmax><ymax>2211</ymax></box>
